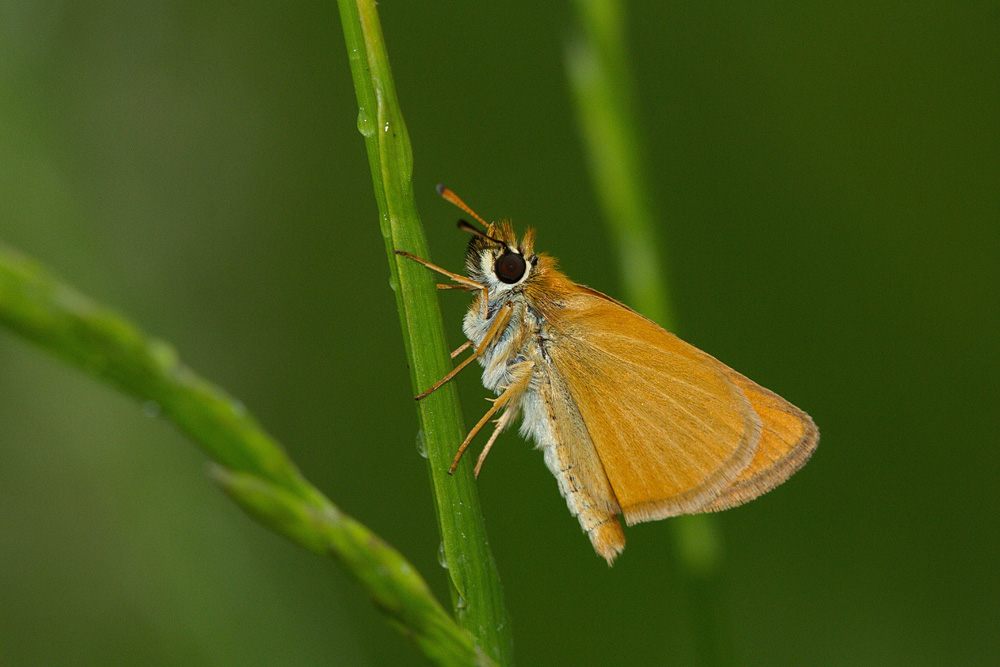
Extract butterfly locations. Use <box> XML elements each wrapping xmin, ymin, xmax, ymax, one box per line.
<box><xmin>396</xmin><ymin>186</ymin><xmax>818</xmax><ymax>564</ymax></box>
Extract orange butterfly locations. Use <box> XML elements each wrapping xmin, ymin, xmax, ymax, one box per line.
<box><xmin>397</xmin><ymin>186</ymin><xmax>818</xmax><ymax>565</ymax></box>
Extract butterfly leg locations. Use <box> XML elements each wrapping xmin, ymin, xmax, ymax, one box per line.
<box><xmin>414</xmin><ymin>353</ymin><xmax>480</xmax><ymax>400</ymax></box>
<box><xmin>394</xmin><ymin>249</ymin><xmax>490</xmax><ymax>319</ymax></box>
<box><xmin>473</xmin><ymin>408</ymin><xmax>517</xmax><ymax>478</ymax></box>
<box><xmin>448</xmin><ymin>359</ymin><xmax>534</xmax><ymax>474</ymax></box>
<box><xmin>449</xmin><ymin>340</ymin><xmax>472</xmax><ymax>359</ymax></box>
<box><xmin>394</xmin><ymin>250</ymin><xmax>483</xmax><ymax>291</ymax></box>
<box><xmin>413</xmin><ymin>303</ymin><xmax>514</xmax><ymax>400</ymax></box>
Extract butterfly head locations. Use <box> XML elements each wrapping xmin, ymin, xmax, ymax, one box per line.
<box><xmin>464</xmin><ymin>220</ymin><xmax>539</xmax><ymax>295</ymax></box>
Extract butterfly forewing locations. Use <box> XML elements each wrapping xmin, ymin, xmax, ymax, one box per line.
<box><xmin>544</xmin><ymin>287</ymin><xmax>764</xmax><ymax>523</ymax></box>
<box><xmin>701</xmin><ymin>371</ymin><xmax>818</xmax><ymax>511</ymax></box>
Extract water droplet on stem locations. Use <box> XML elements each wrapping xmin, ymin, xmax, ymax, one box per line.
<box><xmin>356</xmin><ymin>108</ymin><xmax>375</xmax><ymax>137</ymax></box>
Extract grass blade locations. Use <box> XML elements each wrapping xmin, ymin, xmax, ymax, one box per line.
<box><xmin>335</xmin><ymin>1</ymin><xmax>513</xmax><ymax>663</ymax></box>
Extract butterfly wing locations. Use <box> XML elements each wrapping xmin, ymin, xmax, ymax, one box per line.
<box><xmin>544</xmin><ymin>286</ymin><xmax>765</xmax><ymax>524</ymax></box>
<box><xmin>700</xmin><ymin>370</ymin><xmax>818</xmax><ymax>511</ymax></box>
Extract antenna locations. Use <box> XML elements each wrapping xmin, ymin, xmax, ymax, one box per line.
<box><xmin>436</xmin><ymin>184</ymin><xmax>491</xmax><ymax>229</ymax></box>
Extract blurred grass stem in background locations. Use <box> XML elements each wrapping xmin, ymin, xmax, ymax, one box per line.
<box><xmin>567</xmin><ymin>1</ymin><xmax>731</xmax><ymax>664</ymax></box>
<box><xmin>336</xmin><ymin>0</ymin><xmax>513</xmax><ymax>664</ymax></box>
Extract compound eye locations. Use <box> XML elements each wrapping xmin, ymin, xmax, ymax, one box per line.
<box><xmin>494</xmin><ymin>251</ymin><xmax>526</xmax><ymax>284</ymax></box>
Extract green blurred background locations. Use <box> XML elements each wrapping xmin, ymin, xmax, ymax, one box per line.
<box><xmin>1</xmin><ymin>2</ymin><xmax>997</xmax><ymax>665</ymax></box>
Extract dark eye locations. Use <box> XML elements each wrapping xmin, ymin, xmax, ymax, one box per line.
<box><xmin>494</xmin><ymin>251</ymin><xmax>526</xmax><ymax>284</ymax></box>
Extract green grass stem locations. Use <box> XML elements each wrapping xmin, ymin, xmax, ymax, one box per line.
<box><xmin>0</xmin><ymin>241</ymin><xmax>492</xmax><ymax>667</ymax></box>
<box><xmin>335</xmin><ymin>1</ymin><xmax>513</xmax><ymax>664</ymax></box>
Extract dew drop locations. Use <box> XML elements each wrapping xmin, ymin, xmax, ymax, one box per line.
<box><xmin>356</xmin><ymin>108</ymin><xmax>375</xmax><ymax>137</ymax></box>
<box><xmin>415</xmin><ymin>430</ymin><xmax>428</xmax><ymax>458</ymax></box>
<box><xmin>437</xmin><ymin>542</ymin><xmax>449</xmax><ymax>569</ymax></box>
